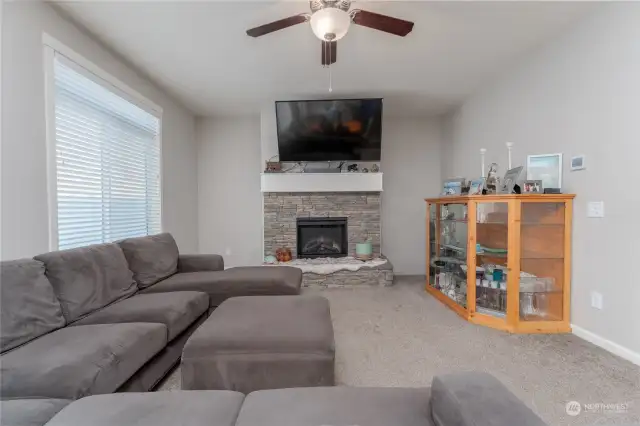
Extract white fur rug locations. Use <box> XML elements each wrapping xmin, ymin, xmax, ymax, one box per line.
<box><xmin>266</xmin><ymin>257</ymin><xmax>388</xmax><ymax>275</ymax></box>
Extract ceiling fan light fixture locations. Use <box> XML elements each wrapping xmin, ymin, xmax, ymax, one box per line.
<box><xmin>310</xmin><ymin>7</ymin><xmax>351</xmax><ymax>41</ymax></box>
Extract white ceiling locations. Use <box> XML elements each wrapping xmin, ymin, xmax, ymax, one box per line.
<box><xmin>54</xmin><ymin>1</ymin><xmax>595</xmax><ymax>117</ymax></box>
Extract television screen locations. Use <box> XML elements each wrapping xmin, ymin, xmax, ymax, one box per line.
<box><xmin>276</xmin><ymin>99</ymin><xmax>382</xmax><ymax>162</ymax></box>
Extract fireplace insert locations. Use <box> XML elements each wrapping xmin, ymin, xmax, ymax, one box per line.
<box><xmin>296</xmin><ymin>217</ymin><xmax>348</xmax><ymax>258</ymax></box>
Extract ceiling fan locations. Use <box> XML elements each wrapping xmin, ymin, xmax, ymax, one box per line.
<box><xmin>246</xmin><ymin>0</ymin><xmax>414</xmax><ymax>66</ymax></box>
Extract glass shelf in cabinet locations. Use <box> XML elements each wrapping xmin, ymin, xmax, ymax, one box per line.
<box><xmin>519</xmin><ymin>277</ymin><xmax>562</xmax><ymax>293</ymax></box>
<box><xmin>520</xmin><ymin>255</ymin><xmax>564</xmax><ymax>260</ymax></box>
<box><xmin>519</xmin><ymin>313</ymin><xmax>563</xmax><ymax>322</ymax></box>
<box><xmin>430</xmin><ymin>258</ymin><xmax>467</xmax><ymax>272</ymax></box>
<box><xmin>476</xmin><ymin>252</ymin><xmax>508</xmax><ymax>259</ymax></box>
<box><xmin>439</xmin><ymin>219</ymin><xmax>468</xmax><ymax>224</ymax></box>
<box><xmin>476</xmin><ymin>306</ymin><xmax>507</xmax><ymax>319</ymax></box>
<box><xmin>432</xmin><ymin>242</ymin><xmax>467</xmax><ymax>254</ymax></box>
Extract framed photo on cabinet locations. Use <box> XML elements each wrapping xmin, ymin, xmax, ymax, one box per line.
<box><xmin>527</xmin><ymin>153</ymin><xmax>562</xmax><ymax>189</ymax></box>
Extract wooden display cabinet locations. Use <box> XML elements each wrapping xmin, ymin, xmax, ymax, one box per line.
<box><xmin>425</xmin><ymin>194</ymin><xmax>575</xmax><ymax>333</ymax></box>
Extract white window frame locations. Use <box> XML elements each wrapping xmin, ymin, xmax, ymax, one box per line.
<box><xmin>43</xmin><ymin>33</ymin><xmax>164</xmax><ymax>251</ymax></box>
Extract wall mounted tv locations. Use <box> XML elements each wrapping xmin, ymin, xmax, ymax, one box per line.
<box><xmin>276</xmin><ymin>98</ymin><xmax>382</xmax><ymax>162</ymax></box>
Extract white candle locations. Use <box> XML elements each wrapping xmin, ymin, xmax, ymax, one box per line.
<box><xmin>506</xmin><ymin>142</ymin><xmax>513</xmax><ymax>169</ymax></box>
<box><xmin>480</xmin><ymin>148</ymin><xmax>487</xmax><ymax>176</ymax></box>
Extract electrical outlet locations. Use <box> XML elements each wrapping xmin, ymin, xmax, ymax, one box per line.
<box><xmin>224</xmin><ymin>248</ymin><xmax>232</xmax><ymax>256</ymax></box>
<box><xmin>587</xmin><ymin>201</ymin><xmax>605</xmax><ymax>218</ymax></box>
<box><xmin>591</xmin><ymin>291</ymin><xmax>603</xmax><ymax>310</ymax></box>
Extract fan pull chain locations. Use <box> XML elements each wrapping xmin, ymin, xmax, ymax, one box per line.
<box><xmin>329</xmin><ymin>65</ymin><xmax>333</xmax><ymax>93</ymax></box>
<box><xmin>328</xmin><ymin>41</ymin><xmax>333</xmax><ymax>93</ymax></box>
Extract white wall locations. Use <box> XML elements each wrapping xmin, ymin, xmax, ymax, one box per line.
<box><xmin>1</xmin><ymin>1</ymin><xmax>199</xmax><ymax>258</ymax></box>
<box><xmin>197</xmin><ymin>117</ymin><xmax>263</xmax><ymax>267</ymax></box>
<box><xmin>260</xmin><ymin>104</ymin><xmax>278</xmax><ymax>167</ymax></box>
<box><xmin>0</xmin><ymin>0</ymin><xmax>4</xmax><ymax>260</ymax></box>
<box><xmin>381</xmin><ymin>119</ymin><xmax>441</xmax><ymax>275</ymax></box>
<box><xmin>443</xmin><ymin>3</ymin><xmax>640</xmax><ymax>363</ymax></box>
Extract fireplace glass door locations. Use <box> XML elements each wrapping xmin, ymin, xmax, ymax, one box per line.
<box><xmin>296</xmin><ymin>217</ymin><xmax>348</xmax><ymax>258</ymax></box>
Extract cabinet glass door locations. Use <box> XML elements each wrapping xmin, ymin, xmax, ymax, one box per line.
<box><xmin>428</xmin><ymin>203</ymin><xmax>437</xmax><ymax>287</ymax></box>
<box><xmin>430</xmin><ymin>203</ymin><xmax>468</xmax><ymax>308</ymax></box>
<box><xmin>475</xmin><ymin>202</ymin><xmax>509</xmax><ymax>318</ymax></box>
<box><xmin>519</xmin><ymin>202</ymin><xmax>565</xmax><ymax>321</ymax></box>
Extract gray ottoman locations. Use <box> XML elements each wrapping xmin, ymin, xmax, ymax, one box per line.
<box><xmin>182</xmin><ymin>295</ymin><xmax>335</xmax><ymax>393</ymax></box>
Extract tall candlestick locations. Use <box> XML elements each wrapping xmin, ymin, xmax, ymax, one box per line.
<box><xmin>506</xmin><ymin>142</ymin><xmax>513</xmax><ymax>169</ymax></box>
<box><xmin>480</xmin><ymin>148</ymin><xmax>487</xmax><ymax>176</ymax></box>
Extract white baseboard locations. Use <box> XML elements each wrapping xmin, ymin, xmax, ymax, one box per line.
<box><xmin>572</xmin><ymin>324</ymin><xmax>640</xmax><ymax>367</ymax></box>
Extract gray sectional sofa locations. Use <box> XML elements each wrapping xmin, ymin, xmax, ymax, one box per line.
<box><xmin>0</xmin><ymin>232</ymin><xmax>549</xmax><ymax>426</ymax></box>
<box><xmin>0</xmin><ymin>233</ymin><xmax>302</xmax><ymax>402</ymax></box>
<box><xmin>2</xmin><ymin>372</ymin><xmax>547</xmax><ymax>426</ymax></box>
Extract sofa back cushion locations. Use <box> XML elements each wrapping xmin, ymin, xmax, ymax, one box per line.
<box><xmin>1</xmin><ymin>259</ymin><xmax>66</xmax><ymax>353</ymax></box>
<box><xmin>117</xmin><ymin>233</ymin><xmax>179</xmax><ymax>289</ymax></box>
<box><xmin>34</xmin><ymin>243</ymin><xmax>137</xmax><ymax>322</ymax></box>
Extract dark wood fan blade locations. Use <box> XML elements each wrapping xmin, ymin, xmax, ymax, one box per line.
<box><xmin>321</xmin><ymin>41</ymin><xmax>337</xmax><ymax>66</ymax></box>
<box><xmin>246</xmin><ymin>14</ymin><xmax>308</xmax><ymax>37</ymax></box>
<box><xmin>352</xmin><ymin>9</ymin><xmax>414</xmax><ymax>37</ymax></box>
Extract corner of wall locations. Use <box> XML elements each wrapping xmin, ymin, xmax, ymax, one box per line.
<box><xmin>439</xmin><ymin>110</ymin><xmax>459</xmax><ymax>181</ymax></box>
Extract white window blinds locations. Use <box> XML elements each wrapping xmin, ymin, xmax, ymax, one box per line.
<box><xmin>52</xmin><ymin>54</ymin><xmax>161</xmax><ymax>250</ymax></box>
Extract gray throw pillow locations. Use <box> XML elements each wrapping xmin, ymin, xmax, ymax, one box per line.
<box><xmin>1</xmin><ymin>259</ymin><xmax>66</xmax><ymax>353</ymax></box>
<box><xmin>34</xmin><ymin>243</ymin><xmax>137</xmax><ymax>322</ymax></box>
<box><xmin>118</xmin><ymin>233</ymin><xmax>179</xmax><ymax>288</ymax></box>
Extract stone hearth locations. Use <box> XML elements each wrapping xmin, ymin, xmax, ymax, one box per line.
<box><xmin>266</xmin><ymin>257</ymin><xmax>394</xmax><ymax>288</ymax></box>
<box><xmin>303</xmin><ymin>265</ymin><xmax>393</xmax><ymax>288</ymax></box>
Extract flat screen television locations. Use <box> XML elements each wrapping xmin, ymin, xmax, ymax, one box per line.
<box><xmin>275</xmin><ymin>98</ymin><xmax>382</xmax><ymax>162</ymax></box>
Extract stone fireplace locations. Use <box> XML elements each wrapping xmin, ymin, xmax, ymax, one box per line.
<box><xmin>263</xmin><ymin>192</ymin><xmax>381</xmax><ymax>259</ymax></box>
<box><xmin>261</xmin><ymin>174</ymin><xmax>391</xmax><ymax>288</ymax></box>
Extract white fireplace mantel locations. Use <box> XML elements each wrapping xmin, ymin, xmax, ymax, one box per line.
<box><xmin>261</xmin><ymin>172</ymin><xmax>383</xmax><ymax>193</ymax></box>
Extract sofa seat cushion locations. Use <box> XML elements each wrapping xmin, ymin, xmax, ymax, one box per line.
<box><xmin>0</xmin><ymin>398</ymin><xmax>71</xmax><ymax>426</ymax></box>
<box><xmin>235</xmin><ymin>387</ymin><xmax>434</xmax><ymax>426</ymax></box>
<box><xmin>34</xmin><ymin>244</ymin><xmax>137</xmax><ymax>322</ymax></box>
<box><xmin>71</xmin><ymin>292</ymin><xmax>208</xmax><ymax>342</ymax></box>
<box><xmin>142</xmin><ymin>266</ymin><xmax>302</xmax><ymax>307</ymax></box>
<box><xmin>118</xmin><ymin>233</ymin><xmax>179</xmax><ymax>288</ymax></box>
<box><xmin>1</xmin><ymin>259</ymin><xmax>65</xmax><ymax>353</ymax></box>
<box><xmin>0</xmin><ymin>323</ymin><xmax>166</xmax><ymax>400</ymax></box>
<box><xmin>45</xmin><ymin>391</ymin><xmax>245</xmax><ymax>426</ymax></box>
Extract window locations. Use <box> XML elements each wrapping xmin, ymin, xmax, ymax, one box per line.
<box><xmin>47</xmin><ymin>50</ymin><xmax>162</xmax><ymax>250</ymax></box>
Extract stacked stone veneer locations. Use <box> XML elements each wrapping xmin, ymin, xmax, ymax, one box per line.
<box><xmin>302</xmin><ymin>264</ymin><xmax>394</xmax><ymax>288</ymax></box>
<box><xmin>263</xmin><ymin>192</ymin><xmax>381</xmax><ymax>259</ymax></box>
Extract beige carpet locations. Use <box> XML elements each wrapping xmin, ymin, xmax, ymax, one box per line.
<box><xmin>157</xmin><ymin>277</ymin><xmax>640</xmax><ymax>426</ymax></box>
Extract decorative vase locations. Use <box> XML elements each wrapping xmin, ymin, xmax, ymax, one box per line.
<box><xmin>355</xmin><ymin>242</ymin><xmax>373</xmax><ymax>261</ymax></box>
